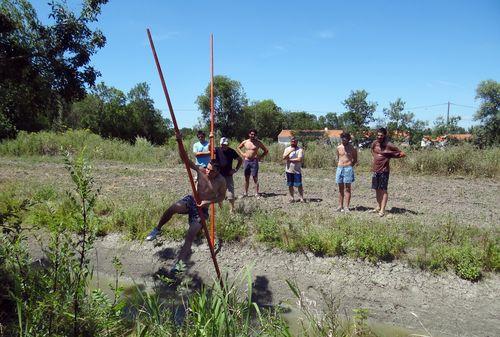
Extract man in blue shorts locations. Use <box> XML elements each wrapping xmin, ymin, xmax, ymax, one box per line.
<box><xmin>146</xmin><ymin>133</ymin><xmax>226</xmax><ymax>270</ymax></box>
<box><xmin>335</xmin><ymin>132</ymin><xmax>358</xmax><ymax>212</ymax></box>
<box><xmin>283</xmin><ymin>137</ymin><xmax>304</xmax><ymax>202</ymax></box>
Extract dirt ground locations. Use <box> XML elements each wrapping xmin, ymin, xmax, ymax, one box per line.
<box><xmin>1</xmin><ymin>157</ymin><xmax>499</xmax><ymax>336</ymax></box>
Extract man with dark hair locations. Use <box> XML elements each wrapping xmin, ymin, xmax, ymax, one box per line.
<box><xmin>370</xmin><ymin>127</ymin><xmax>406</xmax><ymax>217</ymax></box>
<box><xmin>283</xmin><ymin>136</ymin><xmax>305</xmax><ymax>202</ymax></box>
<box><xmin>146</xmin><ymin>132</ymin><xmax>226</xmax><ymax>269</ymax></box>
<box><xmin>215</xmin><ymin>137</ymin><xmax>243</xmax><ymax>212</ymax></box>
<box><xmin>193</xmin><ymin>130</ymin><xmax>210</xmax><ymax>169</ymax></box>
<box><xmin>335</xmin><ymin>132</ymin><xmax>357</xmax><ymax>212</ymax></box>
<box><xmin>237</xmin><ymin>129</ymin><xmax>269</xmax><ymax>198</ymax></box>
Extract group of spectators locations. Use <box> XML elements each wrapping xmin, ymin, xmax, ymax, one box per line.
<box><xmin>145</xmin><ymin>127</ymin><xmax>405</xmax><ymax>273</ymax></box>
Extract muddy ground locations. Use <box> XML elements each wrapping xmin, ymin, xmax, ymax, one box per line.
<box><xmin>1</xmin><ymin>157</ymin><xmax>499</xmax><ymax>336</ymax></box>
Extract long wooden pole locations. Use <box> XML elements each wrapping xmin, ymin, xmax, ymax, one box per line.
<box><xmin>209</xmin><ymin>34</ymin><xmax>216</xmax><ymax>247</ymax></box>
<box><xmin>146</xmin><ymin>29</ymin><xmax>223</xmax><ymax>286</ymax></box>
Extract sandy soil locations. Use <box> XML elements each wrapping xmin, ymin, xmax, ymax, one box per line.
<box><xmin>2</xmin><ymin>158</ymin><xmax>499</xmax><ymax>336</ymax></box>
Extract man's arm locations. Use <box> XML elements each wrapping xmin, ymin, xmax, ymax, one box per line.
<box><xmin>197</xmin><ymin>177</ymin><xmax>226</xmax><ymax>207</ymax></box>
<box><xmin>236</xmin><ymin>140</ymin><xmax>246</xmax><ymax>157</ymax></box>
<box><xmin>234</xmin><ymin>156</ymin><xmax>243</xmax><ymax>171</ymax></box>
<box><xmin>384</xmin><ymin>143</ymin><xmax>405</xmax><ymax>158</ymax></box>
<box><xmin>257</xmin><ymin>141</ymin><xmax>269</xmax><ymax>160</ymax></box>
<box><xmin>352</xmin><ymin>146</ymin><xmax>358</xmax><ymax>166</ymax></box>
<box><xmin>193</xmin><ymin>143</ymin><xmax>210</xmax><ymax>157</ymax></box>
<box><xmin>288</xmin><ymin>148</ymin><xmax>303</xmax><ymax>163</ymax></box>
<box><xmin>283</xmin><ymin>147</ymin><xmax>292</xmax><ymax>160</ymax></box>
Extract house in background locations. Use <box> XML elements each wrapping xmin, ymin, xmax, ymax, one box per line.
<box><xmin>277</xmin><ymin>129</ymin><xmax>343</xmax><ymax>145</ymax></box>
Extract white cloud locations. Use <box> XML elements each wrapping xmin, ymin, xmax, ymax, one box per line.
<box><xmin>427</xmin><ymin>80</ymin><xmax>463</xmax><ymax>89</ymax></box>
<box><xmin>260</xmin><ymin>44</ymin><xmax>287</xmax><ymax>58</ymax></box>
<box><xmin>143</xmin><ymin>31</ymin><xmax>180</xmax><ymax>46</ymax></box>
<box><xmin>316</xmin><ymin>30</ymin><xmax>335</xmax><ymax>39</ymax></box>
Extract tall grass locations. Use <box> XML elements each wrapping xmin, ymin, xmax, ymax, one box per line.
<box><xmin>2</xmin><ymin>130</ymin><xmax>498</xmax><ymax>176</ymax></box>
<box><xmin>0</xmin><ymin>130</ymin><xmax>179</xmax><ymax>164</ymax></box>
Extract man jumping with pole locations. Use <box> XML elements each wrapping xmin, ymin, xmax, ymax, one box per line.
<box><xmin>146</xmin><ymin>132</ymin><xmax>226</xmax><ymax>271</ymax></box>
<box><xmin>146</xmin><ymin>29</ymin><xmax>225</xmax><ymax>283</ymax></box>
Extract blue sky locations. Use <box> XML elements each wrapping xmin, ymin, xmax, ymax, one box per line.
<box><xmin>33</xmin><ymin>0</ymin><xmax>500</xmax><ymax>129</ymax></box>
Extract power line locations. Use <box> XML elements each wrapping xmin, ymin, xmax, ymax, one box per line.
<box><xmin>406</xmin><ymin>103</ymin><xmax>448</xmax><ymax>110</ymax></box>
<box><xmin>450</xmin><ymin>103</ymin><xmax>476</xmax><ymax>109</ymax></box>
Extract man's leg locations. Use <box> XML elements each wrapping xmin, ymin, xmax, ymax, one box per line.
<box><xmin>338</xmin><ymin>184</ymin><xmax>344</xmax><ymax>210</ymax></box>
<box><xmin>297</xmin><ymin>185</ymin><xmax>304</xmax><ymax>202</ymax></box>
<box><xmin>225</xmin><ymin>175</ymin><xmax>236</xmax><ymax>212</ymax></box>
<box><xmin>375</xmin><ymin>189</ymin><xmax>383</xmax><ymax>210</ymax></box>
<box><xmin>244</xmin><ymin>174</ymin><xmax>250</xmax><ymax>196</ymax></box>
<box><xmin>146</xmin><ymin>201</ymin><xmax>188</xmax><ymax>241</ymax></box>
<box><xmin>380</xmin><ymin>190</ymin><xmax>388</xmax><ymax>215</ymax></box>
<box><xmin>344</xmin><ymin>183</ymin><xmax>351</xmax><ymax>210</ymax></box>
<box><xmin>288</xmin><ymin>186</ymin><xmax>295</xmax><ymax>201</ymax></box>
<box><xmin>253</xmin><ymin>175</ymin><xmax>259</xmax><ymax>196</ymax></box>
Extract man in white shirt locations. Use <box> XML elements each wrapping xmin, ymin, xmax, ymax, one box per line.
<box><xmin>282</xmin><ymin>137</ymin><xmax>305</xmax><ymax>203</ymax></box>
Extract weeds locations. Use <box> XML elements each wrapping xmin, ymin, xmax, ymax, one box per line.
<box><xmin>286</xmin><ymin>280</ymin><xmax>377</xmax><ymax>337</ymax></box>
<box><xmin>2</xmin><ymin>130</ymin><xmax>498</xmax><ymax>177</ymax></box>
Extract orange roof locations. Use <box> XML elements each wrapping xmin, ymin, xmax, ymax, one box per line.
<box><xmin>278</xmin><ymin>130</ymin><xmax>294</xmax><ymax>137</ymax></box>
<box><xmin>447</xmin><ymin>133</ymin><xmax>473</xmax><ymax>140</ymax></box>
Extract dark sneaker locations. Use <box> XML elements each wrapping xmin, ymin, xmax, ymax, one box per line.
<box><xmin>145</xmin><ymin>227</ymin><xmax>160</xmax><ymax>241</ymax></box>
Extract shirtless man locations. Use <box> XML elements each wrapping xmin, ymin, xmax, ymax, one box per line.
<box><xmin>237</xmin><ymin>129</ymin><xmax>269</xmax><ymax>197</ymax></box>
<box><xmin>335</xmin><ymin>132</ymin><xmax>358</xmax><ymax>212</ymax></box>
<box><xmin>370</xmin><ymin>127</ymin><xmax>405</xmax><ymax>217</ymax></box>
<box><xmin>145</xmin><ymin>132</ymin><xmax>226</xmax><ymax>269</ymax></box>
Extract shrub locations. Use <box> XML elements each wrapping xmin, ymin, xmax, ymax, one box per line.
<box><xmin>255</xmin><ymin>212</ymin><xmax>283</xmax><ymax>244</ymax></box>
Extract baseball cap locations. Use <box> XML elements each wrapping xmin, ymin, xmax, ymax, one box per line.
<box><xmin>220</xmin><ymin>137</ymin><xmax>229</xmax><ymax>145</ymax></box>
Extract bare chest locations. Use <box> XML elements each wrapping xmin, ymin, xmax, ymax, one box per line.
<box><xmin>244</xmin><ymin>141</ymin><xmax>258</xmax><ymax>151</ymax></box>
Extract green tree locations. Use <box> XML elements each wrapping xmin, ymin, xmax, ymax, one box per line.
<box><xmin>69</xmin><ymin>82</ymin><xmax>171</xmax><ymax>144</ymax></box>
<box><xmin>0</xmin><ymin>0</ymin><xmax>108</xmax><ymax>138</ymax></box>
<box><xmin>383</xmin><ymin>98</ymin><xmax>416</xmax><ymax>132</ymax></box>
<box><xmin>243</xmin><ymin>99</ymin><xmax>284</xmax><ymax>139</ymax></box>
<box><xmin>283</xmin><ymin>111</ymin><xmax>320</xmax><ymax>130</ymax></box>
<box><xmin>196</xmin><ymin>75</ymin><xmax>248</xmax><ymax>139</ymax></box>
<box><xmin>342</xmin><ymin>89</ymin><xmax>377</xmax><ymax>136</ymax></box>
<box><xmin>474</xmin><ymin>79</ymin><xmax>500</xmax><ymax>146</ymax></box>
<box><xmin>318</xmin><ymin>112</ymin><xmax>345</xmax><ymax>130</ymax></box>
<box><xmin>433</xmin><ymin>115</ymin><xmax>465</xmax><ymax>136</ymax></box>
<box><xmin>126</xmin><ymin>82</ymin><xmax>171</xmax><ymax>144</ymax></box>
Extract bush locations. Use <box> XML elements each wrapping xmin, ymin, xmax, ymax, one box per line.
<box><xmin>255</xmin><ymin>212</ymin><xmax>283</xmax><ymax>244</ymax></box>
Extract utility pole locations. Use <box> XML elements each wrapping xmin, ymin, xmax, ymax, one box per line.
<box><xmin>446</xmin><ymin>101</ymin><xmax>450</xmax><ymax>134</ymax></box>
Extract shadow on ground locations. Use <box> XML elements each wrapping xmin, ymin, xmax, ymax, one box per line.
<box><xmin>354</xmin><ymin>205</ymin><xmax>420</xmax><ymax>215</ymax></box>
<box><xmin>258</xmin><ymin>192</ymin><xmax>286</xmax><ymax>198</ymax></box>
<box><xmin>389</xmin><ymin>207</ymin><xmax>420</xmax><ymax>215</ymax></box>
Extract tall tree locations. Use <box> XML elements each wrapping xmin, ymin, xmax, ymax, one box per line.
<box><xmin>243</xmin><ymin>99</ymin><xmax>283</xmax><ymax>139</ymax></box>
<box><xmin>283</xmin><ymin>111</ymin><xmax>320</xmax><ymax>130</ymax></box>
<box><xmin>433</xmin><ymin>115</ymin><xmax>464</xmax><ymax>136</ymax></box>
<box><xmin>342</xmin><ymin>89</ymin><xmax>377</xmax><ymax>136</ymax></box>
<box><xmin>69</xmin><ymin>82</ymin><xmax>171</xmax><ymax>144</ymax></box>
<box><xmin>196</xmin><ymin>75</ymin><xmax>247</xmax><ymax>139</ymax></box>
<box><xmin>126</xmin><ymin>82</ymin><xmax>170</xmax><ymax>144</ymax></box>
<box><xmin>0</xmin><ymin>0</ymin><xmax>108</xmax><ymax>137</ymax></box>
<box><xmin>383</xmin><ymin>98</ymin><xmax>415</xmax><ymax>132</ymax></box>
<box><xmin>474</xmin><ymin>79</ymin><xmax>500</xmax><ymax>146</ymax></box>
<box><xmin>318</xmin><ymin>112</ymin><xmax>345</xmax><ymax>130</ymax></box>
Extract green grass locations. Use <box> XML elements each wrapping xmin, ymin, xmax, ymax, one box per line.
<box><xmin>1</xmin><ymin>176</ymin><xmax>498</xmax><ymax>282</ymax></box>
